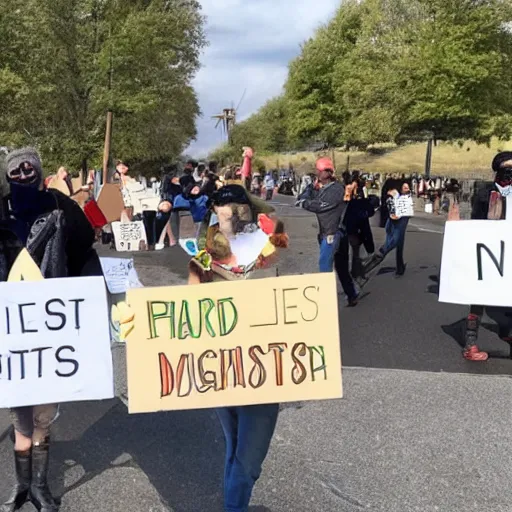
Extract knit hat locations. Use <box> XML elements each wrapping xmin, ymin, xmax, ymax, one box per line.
<box><xmin>6</xmin><ymin>147</ymin><xmax>43</xmax><ymax>179</ymax></box>
<box><xmin>492</xmin><ymin>152</ymin><xmax>512</xmax><ymax>173</ymax></box>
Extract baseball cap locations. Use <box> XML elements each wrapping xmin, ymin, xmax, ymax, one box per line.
<box><xmin>316</xmin><ymin>157</ymin><xmax>334</xmax><ymax>173</ymax></box>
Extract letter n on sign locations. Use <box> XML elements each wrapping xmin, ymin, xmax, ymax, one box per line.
<box><xmin>439</xmin><ymin>221</ymin><xmax>512</xmax><ymax>307</ymax></box>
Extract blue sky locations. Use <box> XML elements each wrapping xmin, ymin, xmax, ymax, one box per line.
<box><xmin>187</xmin><ymin>0</ymin><xmax>339</xmax><ymax>157</ymax></box>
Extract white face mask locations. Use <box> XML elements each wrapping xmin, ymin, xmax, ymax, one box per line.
<box><xmin>209</xmin><ymin>213</ymin><xmax>218</xmax><ymax>226</ymax></box>
<box><xmin>496</xmin><ymin>183</ymin><xmax>512</xmax><ymax>197</ymax></box>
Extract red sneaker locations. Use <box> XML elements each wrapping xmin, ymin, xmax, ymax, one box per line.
<box><xmin>463</xmin><ymin>345</ymin><xmax>489</xmax><ymax>362</ymax></box>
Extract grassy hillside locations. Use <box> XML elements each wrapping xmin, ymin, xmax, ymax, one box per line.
<box><xmin>260</xmin><ymin>140</ymin><xmax>512</xmax><ymax>179</ymax></box>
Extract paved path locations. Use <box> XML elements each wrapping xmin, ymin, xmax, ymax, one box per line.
<box><xmin>1</xmin><ymin>197</ymin><xmax>511</xmax><ymax>512</ymax></box>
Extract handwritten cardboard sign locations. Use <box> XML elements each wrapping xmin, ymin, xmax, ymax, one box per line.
<box><xmin>126</xmin><ymin>273</ymin><xmax>342</xmax><ymax>414</ymax></box>
<box><xmin>0</xmin><ymin>276</ymin><xmax>114</xmax><ymax>408</ymax></box>
<box><xmin>112</xmin><ymin>221</ymin><xmax>147</xmax><ymax>252</ymax></box>
<box><xmin>97</xmin><ymin>183</ymin><xmax>125</xmax><ymax>223</ymax></box>
<box><xmin>99</xmin><ymin>257</ymin><xmax>143</xmax><ymax>295</ymax></box>
<box><xmin>440</xmin><ymin>220</ymin><xmax>511</xmax><ymax>306</ymax></box>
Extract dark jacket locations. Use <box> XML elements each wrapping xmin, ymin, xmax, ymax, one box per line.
<box><xmin>161</xmin><ymin>174</ymin><xmax>182</xmax><ymax>201</ymax></box>
<box><xmin>302</xmin><ymin>181</ymin><xmax>347</xmax><ymax>237</ymax></box>
<box><xmin>345</xmin><ymin>197</ymin><xmax>375</xmax><ymax>235</ymax></box>
<box><xmin>179</xmin><ymin>173</ymin><xmax>196</xmax><ymax>190</ymax></box>
<box><xmin>1</xmin><ymin>189</ymin><xmax>97</xmax><ymax>280</ymax></box>
<box><xmin>471</xmin><ymin>181</ymin><xmax>504</xmax><ymax>220</ymax></box>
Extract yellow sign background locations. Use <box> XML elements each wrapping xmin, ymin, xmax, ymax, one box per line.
<box><xmin>126</xmin><ymin>273</ymin><xmax>342</xmax><ymax>413</ymax></box>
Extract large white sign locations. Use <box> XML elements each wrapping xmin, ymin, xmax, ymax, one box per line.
<box><xmin>0</xmin><ymin>277</ymin><xmax>114</xmax><ymax>408</ymax></box>
<box><xmin>440</xmin><ymin>221</ymin><xmax>511</xmax><ymax>307</ymax></box>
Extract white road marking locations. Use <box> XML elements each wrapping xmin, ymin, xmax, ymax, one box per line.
<box><xmin>409</xmin><ymin>223</ymin><xmax>444</xmax><ymax>234</ymax></box>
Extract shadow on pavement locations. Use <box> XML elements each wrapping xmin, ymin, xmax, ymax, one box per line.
<box><xmin>50</xmin><ymin>399</ymin><xmax>224</xmax><ymax>512</ymax></box>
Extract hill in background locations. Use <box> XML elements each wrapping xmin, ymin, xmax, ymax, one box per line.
<box><xmin>260</xmin><ymin>140</ymin><xmax>512</xmax><ymax>179</ymax></box>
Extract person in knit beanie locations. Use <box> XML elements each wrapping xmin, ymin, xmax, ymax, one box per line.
<box><xmin>1</xmin><ymin>147</ymin><xmax>101</xmax><ymax>512</ymax></box>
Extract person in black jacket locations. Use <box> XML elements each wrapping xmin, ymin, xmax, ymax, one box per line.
<box><xmin>300</xmin><ymin>157</ymin><xmax>358</xmax><ymax>306</ymax></box>
<box><xmin>462</xmin><ymin>151</ymin><xmax>512</xmax><ymax>361</ymax></box>
<box><xmin>157</xmin><ymin>164</ymin><xmax>184</xmax><ymax>245</ymax></box>
<box><xmin>344</xmin><ymin>174</ymin><xmax>376</xmax><ymax>278</ymax></box>
<box><xmin>1</xmin><ymin>147</ymin><xmax>100</xmax><ymax>512</ymax></box>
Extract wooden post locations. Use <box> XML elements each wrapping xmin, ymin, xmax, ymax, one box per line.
<box><xmin>425</xmin><ymin>138</ymin><xmax>433</xmax><ymax>179</ymax></box>
<box><xmin>102</xmin><ymin>110</ymin><xmax>113</xmax><ymax>185</ymax></box>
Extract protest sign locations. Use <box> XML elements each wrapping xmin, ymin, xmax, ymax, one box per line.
<box><xmin>100</xmin><ymin>257</ymin><xmax>143</xmax><ymax>295</ymax></box>
<box><xmin>112</xmin><ymin>221</ymin><xmax>147</xmax><ymax>252</ymax></box>
<box><xmin>126</xmin><ymin>272</ymin><xmax>342</xmax><ymax>414</ymax></box>
<box><xmin>440</xmin><ymin>220</ymin><xmax>511</xmax><ymax>307</ymax></box>
<box><xmin>395</xmin><ymin>195</ymin><xmax>414</xmax><ymax>217</ymax></box>
<box><xmin>0</xmin><ymin>276</ymin><xmax>114</xmax><ymax>408</ymax></box>
<box><xmin>97</xmin><ymin>184</ymin><xmax>124</xmax><ymax>223</ymax></box>
<box><xmin>132</xmin><ymin>195</ymin><xmax>161</xmax><ymax>216</ymax></box>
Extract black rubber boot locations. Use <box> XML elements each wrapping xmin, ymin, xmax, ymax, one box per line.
<box><xmin>0</xmin><ymin>450</ymin><xmax>32</xmax><ymax>512</ymax></box>
<box><xmin>362</xmin><ymin>252</ymin><xmax>383</xmax><ymax>275</ymax></box>
<box><xmin>30</xmin><ymin>442</ymin><xmax>59</xmax><ymax>512</ymax></box>
<box><xmin>351</xmin><ymin>257</ymin><xmax>364</xmax><ymax>279</ymax></box>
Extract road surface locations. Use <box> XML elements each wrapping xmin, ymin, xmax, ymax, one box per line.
<box><xmin>1</xmin><ymin>197</ymin><xmax>511</xmax><ymax>512</ymax></box>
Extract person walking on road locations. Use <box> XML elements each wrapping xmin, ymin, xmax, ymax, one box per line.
<box><xmin>299</xmin><ymin>157</ymin><xmax>358</xmax><ymax>306</ymax></box>
<box><xmin>188</xmin><ymin>184</ymin><xmax>288</xmax><ymax>512</ymax></box>
<box><xmin>264</xmin><ymin>173</ymin><xmax>275</xmax><ymax>201</ymax></box>
<box><xmin>453</xmin><ymin>152</ymin><xmax>512</xmax><ymax>361</ymax></box>
<box><xmin>344</xmin><ymin>173</ymin><xmax>377</xmax><ymax>279</ymax></box>
<box><xmin>363</xmin><ymin>179</ymin><xmax>413</xmax><ymax>277</ymax></box>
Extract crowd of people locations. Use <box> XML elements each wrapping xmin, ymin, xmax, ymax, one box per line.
<box><xmin>2</xmin><ymin>143</ymin><xmax>512</xmax><ymax>512</ymax></box>
<box><xmin>0</xmin><ymin>146</ymin><xmax>289</xmax><ymax>512</ymax></box>
<box><xmin>296</xmin><ymin>158</ymin><xmax>415</xmax><ymax>308</ymax></box>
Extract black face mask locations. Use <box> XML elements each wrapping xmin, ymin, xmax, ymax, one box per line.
<box><xmin>496</xmin><ymin>167</ymin><xmax>512</xmax><ymax>188</ymax></box>
<box><xmin>7</xmin><ymin>163</ymin><xmax>40</xmax><ymax>187</ymax></box>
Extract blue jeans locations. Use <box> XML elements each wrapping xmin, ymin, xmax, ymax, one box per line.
<box><xmin>216</xmin><ymin>404</ymin><xmax>279</xmax><ymax>512</ymax></box>
<box><xmin>319</xmin><ymin>232</ymin><xmax>357</xmax><ymax>300</ymax></box>
<box><xmin>380</xmin><ymin>217</ymin><xmax>410</xmax><ymax>271</ymax></box>
<box><xmin>318</xmin><ymin>232</ymin><xmax>340</xmax><ymax>272</ymax></box>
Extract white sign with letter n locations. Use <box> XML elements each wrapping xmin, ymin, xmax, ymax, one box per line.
<box><xmin>440</xmin><ymin>221</ymin><xmax>510</xmax><ymax>307</ymax></box>
<box><xmin>0</xmin><ymin>276</ymin><xmax>114</xmax><ymax>408</ymax></box>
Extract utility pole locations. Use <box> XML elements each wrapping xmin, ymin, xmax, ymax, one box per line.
<box><xmin>102</xmin><ymin>111</ymin><xmax>113</xmax><ymax>185</ymax></box>
<box><xmin>102</xmin><ymin>24</ymin><xmax>114</xmax><ymax>185</ymax></box>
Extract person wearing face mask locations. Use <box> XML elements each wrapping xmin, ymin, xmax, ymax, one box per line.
<box><xmin>453</xmin><ymin>152</ymin><xmax>512</xmax><ymax>361</ymax></box>
<box><xmin>188</xmin><ymin>185</ymin><xmax>288</xmax><ymax>512</ymax></box>
<box><xmin>1</xmin><ymin>148</ymin><xmax>101</xmax><ymax>512</ymax></box>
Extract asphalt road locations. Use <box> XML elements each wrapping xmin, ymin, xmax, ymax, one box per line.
<box><xmin>1</xmin><ymin>196</ymin><xmax>511</xmax><ymax>512</ymax></box>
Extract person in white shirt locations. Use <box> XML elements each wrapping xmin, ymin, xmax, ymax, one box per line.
<box><xmin>264</xmin><ymin>173</ymin><xmax>275</xmax><ymax>201</ymax></box>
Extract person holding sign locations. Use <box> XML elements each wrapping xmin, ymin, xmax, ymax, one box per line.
<box><xmin>453</xmin><ymin>152</ymin><xmax>512</xmax><ymax>361</ymax></box>
<box><xmin>363</xmin><ymin>180</ymin><xmax>414</xmax><ymax>278</ymax></box>
<box><xmin>0</xmin><ymin>148</ymin><xmax>101</xmax><ymax>512</ymax></box>
<box><xmin>188</xmin><ymin>184</ymin><xmax>288</xmax><ymax>512</ymax></box>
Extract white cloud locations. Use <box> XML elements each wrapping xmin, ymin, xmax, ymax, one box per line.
<box><xmin>187</xmin><ymin>0</ymin><xmax>339</xmax><ymax>157</ymax></box>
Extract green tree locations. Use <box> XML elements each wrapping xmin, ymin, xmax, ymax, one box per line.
<box><xmin>221</xmin><ymin>0</ymin><xmax>512</xmax><ymax>153</ymax></box>
<box><xmin>285</xmin><ymin>1</ymin><xmax>364</xmax><ymax>147</ymax></box>
<box><xmin>0</xmin><ymin>0</ymin><xmax>206</xmax><ymax>172</ymax></box>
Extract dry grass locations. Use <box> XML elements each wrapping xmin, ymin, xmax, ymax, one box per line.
<box><xmin>261</xmin><ymin>139</ymin><xmax>512</xmax><ymax>179</ymax></box>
